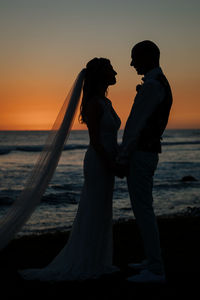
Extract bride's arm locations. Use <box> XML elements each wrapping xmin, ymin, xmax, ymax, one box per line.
<box><xmin>86</xmin><ymin>100</ymin><xmax>115</xmax><ymax>167</ymax></box>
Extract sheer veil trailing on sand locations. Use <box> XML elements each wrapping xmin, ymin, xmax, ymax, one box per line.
<box><xmin>0</xmin><ymin>69</ymin><xmax>85</xmax><ymax>251</ymax></box>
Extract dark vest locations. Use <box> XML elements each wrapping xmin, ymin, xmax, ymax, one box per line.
<box><xmin>137</xmin><ymin>74</ymin><xmax>173</xmax><ymax>153</ymax></box>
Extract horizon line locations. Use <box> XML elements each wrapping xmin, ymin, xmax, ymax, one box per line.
<box><xmin>1</xmin><ymin>128</ymin><xmax>200</xmax><ymax>132</ymax></box>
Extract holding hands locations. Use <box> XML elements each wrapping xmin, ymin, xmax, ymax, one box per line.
<box><xmin>109</xmin><ymin>149</ymin><xmax>129</xmax><ymax>178</ymax></box>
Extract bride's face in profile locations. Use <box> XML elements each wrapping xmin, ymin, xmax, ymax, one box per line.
<box><xmin>104</xmin><ymin>64</ymin><xmax>117</xmax><ymax>86</ymax></box>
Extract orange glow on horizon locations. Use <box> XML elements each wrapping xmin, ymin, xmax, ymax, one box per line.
<box><xmin>1</xmin><ymin>75</ymin><xmax>200</xmax><ymax>131</ymax></box>
<box><xmin>1</xmin><ymin>94</ymin><xmax>200</xmax><ymax>131</ymax></box>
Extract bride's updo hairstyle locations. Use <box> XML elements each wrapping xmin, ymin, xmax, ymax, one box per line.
<box><xmin>79</xmin><ymin>57</ymin><xmax>111</xmax><ymax>124</ymax></box>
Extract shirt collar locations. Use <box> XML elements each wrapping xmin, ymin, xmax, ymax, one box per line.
<box><xmin>142</xmin><ymin>67</ymin><xmax>163</xmax><ymax>82</ymax></box>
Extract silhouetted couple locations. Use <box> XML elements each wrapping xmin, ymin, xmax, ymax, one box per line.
<box><xmin>20</xmin><ymin>40</ymin><xmax>172</xmax><ymax>283</ymax></box>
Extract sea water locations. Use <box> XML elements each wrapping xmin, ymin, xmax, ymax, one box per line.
<box><xmin>0</xmin><ymin>129</ymin><xmax>200</xmax><ymax>235</ymax></box>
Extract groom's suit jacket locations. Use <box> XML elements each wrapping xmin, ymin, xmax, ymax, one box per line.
<box><xmin>120</xmin><ymin>67</ymin><xmax>172</xmax><ymax>159</ymax></box>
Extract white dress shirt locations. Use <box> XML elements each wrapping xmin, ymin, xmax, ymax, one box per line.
<box><xmin>120</xmin><ymin>67</ymin><xmax>166</xmax><ymax>160</ymax></box>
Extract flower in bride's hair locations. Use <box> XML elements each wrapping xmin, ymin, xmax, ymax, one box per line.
<box><xmin>136</xmin><ymin>84</ymin><xmax>142</xmax><ymax>93</ymax></box>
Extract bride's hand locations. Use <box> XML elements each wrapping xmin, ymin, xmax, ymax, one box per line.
<box><xmin>110</xmin><ymin>161</ymin><xmax>128</xmax><ymax>178</ymax></box>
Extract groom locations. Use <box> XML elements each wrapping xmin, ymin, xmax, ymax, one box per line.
<box><xmin>117</xmin><ymin>40</ymin><xmax>173</xmax><ymax>283</ymax></box>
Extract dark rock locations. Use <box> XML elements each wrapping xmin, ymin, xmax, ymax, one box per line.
<box><xmin>181</xmin><ymin>176</ymin><xmax>198</xmax><ymax>182</ymax></box>
<box><xmin>184</xmin><ymin>206</ymin><xmax>200</xmax><ymax>217</ymax></box>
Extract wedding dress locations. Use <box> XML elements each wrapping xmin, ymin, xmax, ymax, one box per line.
<box><xmin>20</xmin><ymin>97</ymin><xmax>121</xmax><ymax>281</ymax></box>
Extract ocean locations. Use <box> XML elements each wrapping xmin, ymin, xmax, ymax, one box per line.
<box><xmin>0</xmin><ymin>129</ymin><xmax>200</xmax><ymax>236</ymax></box>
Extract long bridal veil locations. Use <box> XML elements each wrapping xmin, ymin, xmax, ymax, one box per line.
<box><xmin>0</xmin><ymin>69</ymin><xmax>85</xmax><ymax>251</ymax></box>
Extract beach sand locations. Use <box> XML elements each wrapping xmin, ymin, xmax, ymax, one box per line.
<box><xmin>0</xmin><ymin>216</ymin><xmax>200</xmax><ymax>299</ymax></box>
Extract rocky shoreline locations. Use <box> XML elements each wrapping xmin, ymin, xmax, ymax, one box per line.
<box><xmin>0</xmin><ymin>214</ymin><xmax>200</xmax><ymax>299</ymax></box>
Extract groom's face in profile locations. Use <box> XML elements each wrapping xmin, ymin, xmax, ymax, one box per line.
<box><xmin>130</xmin><ymin>49</ymin><xmax>146</xmax><ymax>75</ymax></box>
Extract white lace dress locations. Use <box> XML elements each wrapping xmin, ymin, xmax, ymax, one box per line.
<box><xmin>20</xmin><ymin>98</ymin><xmax>121</xmax><ymax>281</ymax></box>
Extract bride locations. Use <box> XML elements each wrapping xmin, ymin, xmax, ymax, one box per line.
<box><xmin>19</xmin><ymin>58</ymin><xmax>121</xmax><ymax>281</ymax></box>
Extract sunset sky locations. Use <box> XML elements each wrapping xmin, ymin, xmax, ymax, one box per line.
<box><xmin>1</xmin><ymin>0</ymin><xmax>200</xmax><ymax>130</ymax></box>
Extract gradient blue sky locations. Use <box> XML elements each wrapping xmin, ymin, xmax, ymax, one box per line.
<box><xmin>1</xmin><ymin>0</ymin><xmax>200</xmax><ymax>129</ymax></box>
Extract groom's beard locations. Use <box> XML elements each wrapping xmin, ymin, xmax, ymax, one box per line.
<box><xmin>134</xmin><ymin>67</ymin><xmax>144</xmax><ymax>75</ymax></box>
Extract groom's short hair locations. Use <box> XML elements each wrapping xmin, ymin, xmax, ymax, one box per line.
<box><xmin>132</xmin><ymin>40</ymin><xmax>160</xmax><ymax>63</ymax></box>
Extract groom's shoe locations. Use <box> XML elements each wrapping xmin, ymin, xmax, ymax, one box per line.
<box><xmin>127</xmin><ymin>269</ymin><xmax>166</xmax><ymax>284</ymax></box>
<box><xmin>128</xmin><ymin>259</ymin><xmax>148</xmax><ymax>270</ymax></box>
